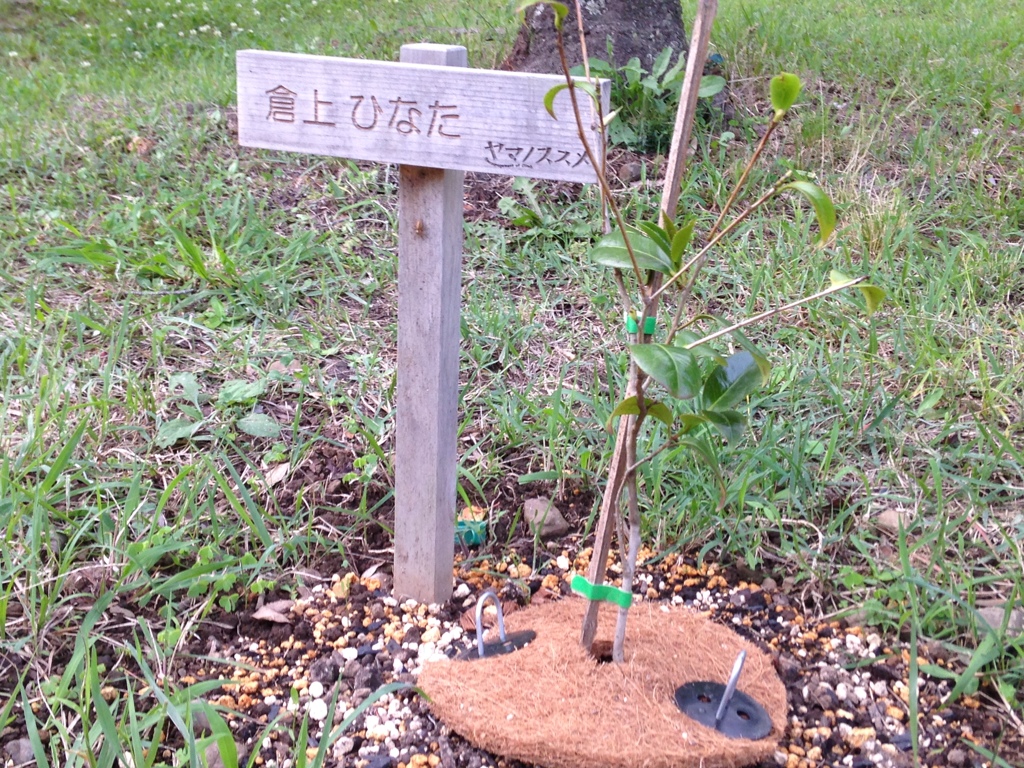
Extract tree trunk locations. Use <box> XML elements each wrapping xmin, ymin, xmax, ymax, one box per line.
<box><xmin>503</xmin><ymin>0</ymin><xmax>688</xmax><ymax>75</ymax></box>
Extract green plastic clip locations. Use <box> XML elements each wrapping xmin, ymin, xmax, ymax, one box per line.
<box><xmin>625</xmin><ymin>316</ymin><xmax>657</xmax><ymax>336</ymax></box>
<box><xmin>570</xmin><ymin>574</ymin><xmax>633</xmax><ymax>609</ymax></box>
<box><xmin>455</xmin><ymin>519</ymin><xmax>486</xmax><ymax>547</ymax></box>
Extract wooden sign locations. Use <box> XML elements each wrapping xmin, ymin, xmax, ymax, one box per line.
<box><xmin>237</xmin><ymin>48</ymin><xmax>609</xmax><ymax>183</ymax></box>
<box><xmin>237</xmin><ymin>44</ymin><xmax>608</xmax><ymax>604</ymax></box>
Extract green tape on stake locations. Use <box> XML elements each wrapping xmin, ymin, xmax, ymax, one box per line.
<box><xmin>570</xmin><ymin>574</ymin><xmax>633</xmax><ymax>609</ymax></box>
<box><xmin>625</xmin><ymin>316</ymin><xmax>657</xmax><ymax>335</ymax></box>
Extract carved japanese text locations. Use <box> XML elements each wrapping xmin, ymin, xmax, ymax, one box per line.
<box><xmin>483</xmin><ymin>141</ymin><xmax>590</xmax><ymax>170</ymax></box>
<box><xmin>265</xmin><ymin>85</ymin><xmax>460</xmax><ymax>138</ymax></box>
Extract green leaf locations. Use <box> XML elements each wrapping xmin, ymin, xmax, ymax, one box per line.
<box><xmin>669</xmin><ymin>218</ymin><xmax>696</xmax><ymax>271</ymax></box>
<box><xmin>20</xmin><ymin>688</ymin><xmax>48</xmax><ymax>768</ymax></box>
<box><xmin>677</xmin><ymin>413</ymin><xmax>710</xmax><ymax>434</ymax></box>
<box><xmin>640</xmin><ymin>75</ymin><xmax>661</xmax><ymax>95</ymax></box>
<box><xmin>651</xmin><ymin>46</ymin><xmax>673</xmax><ymax>79</ymax></box>
<box><xmin>591</xmin><ymin>226</ymin><xmax>673</xmax><ymax>273</ymax></box>
<box><xmin>217</xmin><ymin>378</ymin><xmax>267</xmax><ymax>407</ymax></box>
<box><xmin>700</xmin><ymin>409</ymin><xmax>747</xmax><ymax>444</ymax></box>
<box><xmin>780</xmin><ymin>180</ymin><xmax>836</xmax><ymax>245</ymax></box>
<box><xmin>543</xmin><ymin>83</ymin><xmax>569</xmax><ymax>119</ymax></box>
<box><xmin>575</xmin><ymin>57</ymin><xmax>616</xmax><ymax>78</ymax></box>
<box><xmin>677</xmin><ymin>437</ymin><xmax>727</xmax><ymax>508</ymax></box>
<box><xmin>169</xmin><ymin>371</ymin><xmax>201</xmax><ymax>405</ymax></box>
<box><xmin>661</xmin><ymin>51</ymin><xmax>686</xmax><ymax>90</ymax></box>
<box><xmin>830</xmin><ymin>269</ymin><xmax>856</xmax><ymax>287</ymax></box>
<box><xmin>963</xmin><ymin>742</ymin><xmax>1017</xmax><ymax>768</ymax></box>
<box><xmin>858</xmin><ymin>284</ymin><xmax>886</xmax><ymax>314</ymax></box>
<box><xmin>295</xmin><ymin>711</ymin><xmax>311</xmax><ymax>768</ymax></box>
<box><xmin>39</xmin><ymin>418</ymin><xmax>87</xmax><ymax>497</ymax></box>
<box><xmin>156</xmin><ymin>417</ymin><xmax>200</xmax><ymax>448</ymax></box>
<box><xmin>516</xmin><ymin>1</ymin><xmax>568</xmax><ymax>30</ymax></box>
<box><xmin>635</xmin><ymin>221</ymin><xmax>671</xmax><ymax>257</ymax></box>
<box><xmin>46</xmin><ymin>240</ymin><xmax>121</xmax><ymax>272</ymax></box>
<box><xmin>213</xmin><ymin>456</ymin><xmax>274</xmax><ymax>549</ymax></box>
<box><xmin>702</xmin><ymin>351</ymin><xmax>764</xmax><ymax>410</ymax></box>
<box><xmin>698</xmin><ymin>75</ymin><xmax>727</xmax><ymax>99</ymax></box>
<box><xmin>236</xmin><ymin>412</ymin><xmax>282</xmax><ymax>439</ymax></box>
<box><xmin>573</xmin><ymin>79</ymin><xmax>600</xmax><ymax>104</ymax></box>
<box><xmin>942</xmin><ymin>632</ymin><xmax>1001</xmax><ymax>707</ymax></box>
<box><xmin>919</xmin><ymin>663</ymin><xmax>959</xmax><ymax>681</ymax></box>
<box><xmin>169</xmin><ymin>225</ymin><xmax>211</xmax><ymax>281</ymax></box>
<box><xmin>832</xmin><ymin>270</ymin><xmax>886</xmax><ymax>315</ymax></box>
<box><xmin>197</xmin><ymin>703</ymin><xmax>238</xmax><ymax>768</ymax></box>
<box><xmin>770</xmin><ymin>72</ymin><xmax>802</xmax><ymax>119</ymax></box>
<box><xmin>607</xmin><ymin>396</ymin><xmax>673</xmax><ymax>429</ymax></box>
<box><xmin>674</xmin><ymin>331</ymin><xmax>726</xmax><ymax>364</ymax></box>
<box><xmin>726</xmin><ymin>329</ymin><xmax>771</xmax><ymax>383</ymax></box>
<box><xmin>88</xmin><ymin>654</ymin><xmax>122</xmax><ymax>767</ymax></box>
<box><xmin>623</xmin><ymin>57</ymin><xmax>643</xmax><ymax>86</ymax></box>
<box><xmin>518</xmin><ymin>470</ymin><xmax>562</xmax><ymax>484</ymax></box>
<box><xmin>629</xmin><ymin>344</ymin><xmax>701</xmax><ymax>400</ymax></box>
<box><xmin>550</xmin><ymin>1</ymin><xmax>570</xmax><ymax>29</ymax></box>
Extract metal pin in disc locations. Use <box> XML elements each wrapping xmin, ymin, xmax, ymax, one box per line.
<box><xmin>714</xmin><ymin>650</ymin><xmax>747</xmax><ymax>730</ymax></box>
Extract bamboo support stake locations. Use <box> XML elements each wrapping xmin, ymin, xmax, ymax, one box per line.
<box><xmin>662</xmin><ymin>0</ymin><xmax>718</xmax><ymax>225</ymax></box>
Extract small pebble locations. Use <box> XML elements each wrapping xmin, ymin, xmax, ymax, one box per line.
<box><xmin>309</xmin><ymin>681</ymin><xmax>324</xmax><ymax>699</ymax></box>
<box><xmin>5</xmin><ymin>739</ymin><xmax>34</xmax><ymax>767</ymax></box>
<box><xmin>844</xmin><ymin>726</ymin><xmax>876</xmax><ymax>749</ymax></box>
<box><xmin>308</xmin><ymin>698</ymin><xmax>328</xmax><ymax>722</ymax></box>
<box><xmin>420</xmin><ymin>627</ymin><xmax>441</xmax><ymax>644</ymax></box>
<box><xmin>947</xmin><ymin>748</ymin><xmax>966</xmax><ymax>766</ymax></box>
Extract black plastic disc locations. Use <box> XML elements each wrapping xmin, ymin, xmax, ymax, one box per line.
<box><xmin>456</xmin><ymin>630</ymin><xmax>537</xmax><ymax>661</ymax></box>
<box><xmin>673</xmin><ymin>681</ymin><xmax>772</xmax><ymax>740</ymax></box>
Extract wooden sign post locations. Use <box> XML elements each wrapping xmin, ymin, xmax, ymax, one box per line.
<box><xmin>237</xmin><ymin>44</ymin><xmax>609</xmax><ymax>603</ymax></box>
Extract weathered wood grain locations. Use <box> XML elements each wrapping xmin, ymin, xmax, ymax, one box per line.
<box><xmin>392</xmin><ymin>45</ymin><xmax>466</xmax><ymax>604</ymax></box>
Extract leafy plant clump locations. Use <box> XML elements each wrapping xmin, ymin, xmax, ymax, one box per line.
<box><xmin>572</xmin><ymin>46</ymin><xmax>725</xmax><ymax>154</ymax></box>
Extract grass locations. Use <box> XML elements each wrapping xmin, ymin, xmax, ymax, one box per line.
<box><xmin>2</xmin><ymin>0</ymin><xmax>1023</xmax><ymax>763</ymax></box>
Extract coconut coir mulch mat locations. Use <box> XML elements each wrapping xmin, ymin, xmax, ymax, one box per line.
<box><xmin>418</xmin><ymin>598</ymin><xmax>787</xmax><ymax>768</ymax></box>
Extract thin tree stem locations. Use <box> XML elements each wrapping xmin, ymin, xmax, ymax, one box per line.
<box><xmin>555</xmin><ymin>32</ymin><xmax>647</xmax><ymax>292</ymax></box>
<box><xmin>683</xmin><ymin>277</ymin><xmax>868</xmax><ymax>350</ymax></box>
<box><xmin>612</xmin><ymin>454</ymin><xmax>641</xmax><ymax>663</ymax></box>
<box><xmin>707</xmin><ymin>118</ymin><xmax>780</xmax><ymax>241</ymax></box>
